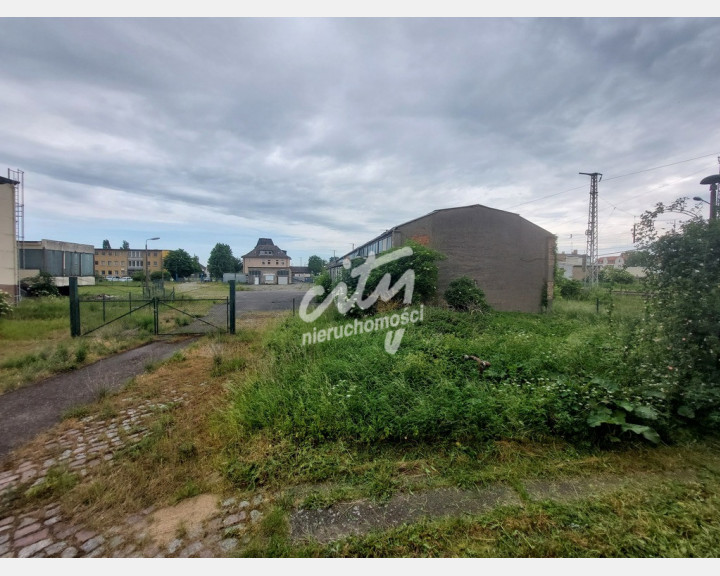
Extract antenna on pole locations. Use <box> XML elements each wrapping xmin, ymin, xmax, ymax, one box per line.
<box><xmin>580</xmin><ymin>171</ymin><xmax>602</xmax><ymax>286</ymax></box>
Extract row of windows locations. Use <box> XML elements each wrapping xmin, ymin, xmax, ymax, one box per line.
<box><xmin>97</xmin><ymin>250</ymin><xmax>159</xmax><ymax>257</ymax></box>
<box><xmin>260</xmin><ymin>260</ymin><xmax>287</xmax><ymax>266</ymax></box>
<box><xmin>96</xmin><ymin>261</ymin><xmax>159</xmax><ymax>266</ymax></box>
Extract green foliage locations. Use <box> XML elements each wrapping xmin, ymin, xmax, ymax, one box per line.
<box><xmin>131</xmin><ymin>271</ymin><xmax>146</xmax><ymax>282</ymax></box>
<box><xmin>121</xmin><ymin>240</ymin><xmax>130</xmax><ymax>250</ymax></box>
<box><xmin>330</xmin><ymin>241</ymin><xmax>445</xmax><ymax>316</ymax></box>
<box><xmin>164</xmin><ymin>248</ymin><xmax>202</xmax><ymax>279</ymax></box>
<box><xmin>227</xmin><ymin>300</ymin><xmax>665</xmax><ymax>448</ymax></box>
<box><xmin>308</xmin><ymin>255</ymin><xmax>325</xmax><ymax>276</ymax></box>
<box><xmin>151</xmin><ymin>269</ymin><xmax>171</xmax><ymax>281</ymax></box>
<box><xmin>102</xmin><ymin>239</ymin><xmax>111</xmax><ymax>249</ymax></box>
<box><xmin>636</xmin><ymin>211</ymin><xmax>720</xmax><ymax>428</ymax></box>
<box><xmin>444</xmin><ymin>276</ymin><xmax>491</xmax><ymax>312</ymax></box>
<box><xmin>208</xmin><ymin>243</ymin><xmax>240</xmax><ymax>279</ymax></box>
<box><xmin>20</xmin><ymin>272</ymin><xmax>60</xmax><ymax>298</ymax></box>
<box><xmin>0</xmin><ymin>289</ymin><xmax>12</xmax><ymax>317</ymax></box>
<box><xmin>313</xmin><ymin>271</ymin><xmax>333</xmax><ymax>304</ymax></box>
<box><xmin>624</xmin><ymin>250</ymin><xmax>651</xmax><ymax>267</ymax></box>
<box><xmin>598</xmin><ymin>268</ymin><xmax>635</xmax><ymax>286</ymax></box>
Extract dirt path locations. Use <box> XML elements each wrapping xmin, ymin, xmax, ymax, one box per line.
<box><xmin>0</xmin><ymin>338</ymin><xmax>196</xmax><ymax>462</ymax></box>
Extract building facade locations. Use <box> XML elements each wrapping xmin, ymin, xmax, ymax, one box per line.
<box><xmin>19</xmin><ymin>239</ymin><xmax>96</xmax><ymax>287</ymax></box>
<box><xmin>0</xmin><ymin>176</ymin><xmax>18</xmax><ymax>298</ymax></box>
<box><xmin>330</xmin><ymin>204</ymin><xmax>556</xmax><ymax>313</ymax></box>
<box><xmin>94</xmin><ymin>248</ymin><xmax>164</xmax><ymax>278</ymax></box>
<box><xmin>242</xmin><ymin>238</ymin><xmax>292</xmax><ymax>284</ymax></box>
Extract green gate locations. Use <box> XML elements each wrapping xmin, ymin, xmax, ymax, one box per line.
<box><xmin>70</xmin><ymin>278</ymin><xmax>236</xmax><ymax>337</ymax></box>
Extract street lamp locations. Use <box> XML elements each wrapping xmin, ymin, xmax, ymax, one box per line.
<box><xmin>699</xmin><ymin>174</ymin><xmax>720</xmax><ymax>221</ymax></box>
<box><xmin>145</xmin><ymin>237</ymin><xmax>160</xmax><ymax>296</ymax></box>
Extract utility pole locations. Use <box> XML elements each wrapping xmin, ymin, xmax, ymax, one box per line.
<box><xmin>580</xmin><ymin>172</ymin><xmax>602</xmax><ymax>286</ymax></box>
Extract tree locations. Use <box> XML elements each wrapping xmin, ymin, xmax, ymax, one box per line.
<box><xmin>598</xmin><ymin>268</ymin><xmax>635</xmax><ymax>285</ymax></box>
<box><xmin>634</xmin><ymin>197</ymin><xmax>720</xmax><ymax>427</ymax></box>
<box><xmin>121</xmin><ymin>240</ymin><xmax>130</xmax><ymax>250</ymax></box>
<box><xmin>102</xmin><ymin>239</ymin><xmax>111</xmax><ymax>249</ymax></box>
<box><xmin>164</xmin><ymin>249</ymin><xmax>201</xmax><ymax>279</ymax></box>
<box><xmin>307</xmin><ymin>255</ymin><xmax>325</xmax><ymax>276</ymax></box>
<box><xmin>207</xmin><ymin>243</ymin><xmax>239</xmax><ymax>280</ymax></box>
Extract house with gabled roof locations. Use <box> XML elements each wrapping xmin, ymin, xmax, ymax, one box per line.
<box><xmin>242</xmin><ymin>238</ymin><xmax>292</xmax><ymax>285</ymax></box>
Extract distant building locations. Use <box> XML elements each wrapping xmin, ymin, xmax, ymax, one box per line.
<box><xmin>557</xmin><ymin>250</ymin><xmax>587</xmax><ymax>281</ymax></box>
<box><xmin>94</xmin><ymin>247</ymin><xmax>165</xmax><ymax>278</ymax></box>
<box><xmin>19</xmin><ymin>239</ymin><xmax>96</xmax><ymax>288</ymax></box>
<box><xmin>0</xmin><ymin>176</ymin><xmax>18</xmax><ymax>298</ymax></box>
<box><xmin>329</xmin><ymin>204</ymin><xmax>556</xmax><ymax>313</ymax></box>
<box><xmin>242</xmin><ymin>238</ymin><xmax>292</xmax><ymax>284</ymax></box>
<box><xmin>290</xmin><ymin>266</ymin><xmax>312</xmax><ymax>282</ymax></box>
<box><xmin>598</xmin><ymin>254</ymin><xmax>625</xmax><ymax>269</ymax></box>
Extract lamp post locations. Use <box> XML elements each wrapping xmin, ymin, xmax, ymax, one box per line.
<box><xmin>699</xmin><ymin>174</ymin><xmax>720</xmax><ymax>221</ymax></box>
<box><xmin>145</xmin><ymin>237</ymin><xmax>159</xmax><ymax>296</ymax></box>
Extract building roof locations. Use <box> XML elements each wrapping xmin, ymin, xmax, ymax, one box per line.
<box><xmin>0</xmin><ymin>176</ymin><xmax>19</xmax><ymax>186</ymax></box>
<box><xmin>242</xmin><ymin>238</ymin><xmax>291</xmax><ymax>259</ymax></box>
<box><xmin>290</xmin><ymin>266</ymin><xmax>311</xmax><ymax>274</ymax></box>
<box><xmin>332</xmin><ymin>204</ymin><xmax>554</xmax><ymax>263</ymax></box>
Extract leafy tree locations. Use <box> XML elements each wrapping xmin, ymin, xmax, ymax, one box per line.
<box><xmin>635</xmin><ymin>197</ymin><xmax>720</xmax><ymax>427</ymax></box>
<box><xmin>207</xmin><ymin>243</ymin><xmax>239</xmax><ymax>279</ymax></box>
<box><xmin>598</xmin><ymin>268</ymin><xmax>635</xmax><ymax>285</ymax></box>
<box><xmin>308</xmin><ymin>255</ymin><xmax>325</xmax><ymax>276</ymax></box>
<box><xmin>164</xmin><ymin>249</ymin><xmax>201</xmax><ymax>279</ymax></box>
<box><xmin>444</xmin><ymin>276</ymin><xmax>491</xmax><ymax>312</ymax></box>
<box><xmin>333</xmin><ymin>240</ymin><xmax>445</xmax><ymax>315</ymax></box>
<box><xmin>121</xmin><ymin>240</ymin><xmax>130</xmax><ymax>250</ymax></box>
<box><xmin>624</xmin><ymin>250</ymin><xmax>651</xmax><ymax>268</ymax></box>
<box><xmin>102</xmin><ymin>239</ymin><xmax>111</xmax><ymax>249</ymax></box>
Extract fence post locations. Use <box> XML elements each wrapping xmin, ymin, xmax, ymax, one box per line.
<box><xmin>102</xmin><ymin>293</ymin><xmax>106</xmax><ymax>323</ymax></box>
<box><xmin>153</xmin><ymin>297</ymin><xmax>159</xmax><ymax>335</ymax></box>
<box><xmin>69</xmin><ymin>277</ymin><xmax>81</xmax><ymax>337</ymax></box>
<box><xmin>229</xmin><ymin>280</ymin><xmax>236</xmax><ymax>334</ymax></box>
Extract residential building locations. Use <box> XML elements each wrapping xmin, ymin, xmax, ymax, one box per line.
<box><xmin>598</xmin><ymin>254</ymin><xmax>625</xmax><ymax>269</ymax></box>
<box><xmin>329</xmin><ymin>204</ymin><xmax>556</xmax><ymax>313</ymax></box>
<box><xmin>242</xmin><ymin>238</ymin><xmax>292</xmax><ymax>284</ymax></box>
<box><xmin>19</xmin><ymin>239</ymin><xmax>96</xmax><ymax>287</ymax></box>
<box><xmin>0</xmin><ymin>176</ymin><xmax>18</xmax><ymax>298</ymax></box>
<box><xmin>94</xmin><ymin>247</ymin><xmax>164</xmax><ymax>278</ymax></box>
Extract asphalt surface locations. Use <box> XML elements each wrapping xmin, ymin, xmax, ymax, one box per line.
<box><xmin>0</xmin><ymin>284</ymin><xmax>315</xmax><ymax>462</ymax></box>
<box><xmin>0</xmin><ymin>338</ymin><xmax>195</xmax><ymax>461</ymax></box>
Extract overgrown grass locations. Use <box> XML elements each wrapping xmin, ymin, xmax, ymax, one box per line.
<box><xmin>226</xmin><ymin>296</ymin><xmax>656</xmax><ymax>449</ymax></box>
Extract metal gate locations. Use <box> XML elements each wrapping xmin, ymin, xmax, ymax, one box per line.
<box><xmin>70</xmin><ymin>279</ymin><xmax>237</xmax><ymax>337</ymax></box>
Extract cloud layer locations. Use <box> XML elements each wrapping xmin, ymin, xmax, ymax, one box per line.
<box><xmin>1</xmin><ymin>18</ymin><xmax>718</xmax><ymax>262</ymax></box>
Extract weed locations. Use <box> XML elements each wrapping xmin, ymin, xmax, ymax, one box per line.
<box><xmin>62</xmin><ymin>404</ymin><xmax>91</xmax><ymax>420</ymax></box>
<box><xmin>24</xmin><ymin>466</ymin><xmax>78</xmax><ymax>501</ymax></box>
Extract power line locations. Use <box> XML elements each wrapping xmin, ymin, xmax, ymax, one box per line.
<box><xmin>506</xmin><ymin>152</ymin><xmax>719</xmax><ymax>210</ymax></box>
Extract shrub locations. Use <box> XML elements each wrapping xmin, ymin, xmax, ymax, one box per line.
<box><xmin>21</xmin><ymin>272</ymin><xmax>60</xmax><ymax>297</ymax></box>
<box><xmin>0</xmin><ymin>289</ymin><xmax>12</xmax><ymax>317</ymax></box>
<box><xmin>444</xmin><ymin>276</ymin><xmax>491</xmax><ymax>312</ymax></box>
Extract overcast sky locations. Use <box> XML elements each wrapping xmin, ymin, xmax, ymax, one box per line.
<box><xmin>1</xmin><ymin>17</ymin><xmax>719</xmax><ymax>266</ymax></box>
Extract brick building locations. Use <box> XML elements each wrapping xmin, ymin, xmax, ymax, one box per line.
<box><xmin>329</xmin><ymin>204</ymin><xmax>556</xmax><ymax>313</ymax></box>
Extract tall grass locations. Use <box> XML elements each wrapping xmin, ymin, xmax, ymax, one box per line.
<box><xmin>227</xmin><ymin>296</ymin><xmax>654</xmax><ymax>446</ymax></box>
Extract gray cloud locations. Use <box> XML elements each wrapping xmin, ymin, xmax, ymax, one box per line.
<box><xmin>0</xmin><ymin>18</ymin><xmax>718</xmax><ymax>262</ymax></box>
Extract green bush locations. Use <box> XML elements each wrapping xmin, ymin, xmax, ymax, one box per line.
<box><xmin>444</xmin><ymin>276</ymin><xmax>491</xmax><ymax>312</ymax></box>
<box><xmin>0</xmin><ymin>289</ymin><xmax>12</xmax><ymax>317</ymax></box>
<box><xmin>21</xmin><ymin>272</ymin><xmax>60</xmax><ymax>298</ymax></box>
